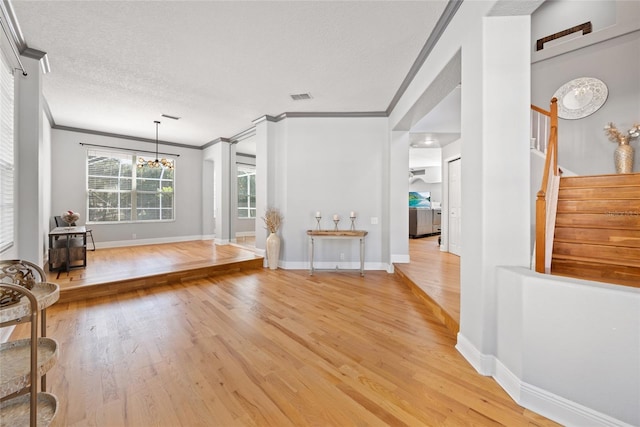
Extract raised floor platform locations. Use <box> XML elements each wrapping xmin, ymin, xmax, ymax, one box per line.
<box><xmin>45</xmin><ymin>240</ymin><xmax>264</xmax><ymax>303</ymax></box>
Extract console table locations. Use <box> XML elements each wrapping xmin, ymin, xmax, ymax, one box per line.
<box><xmin>306</xmin><ymin>230</ymin><xmax>368</xmax><ymax>276</ymax></box>
<box><xmin>48</xmin><ymin>226</ymin><xmax>88</xmax><ymax>272</ymax></box>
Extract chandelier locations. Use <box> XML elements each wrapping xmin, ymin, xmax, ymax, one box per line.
<box><xmin>137</xmin><ymin>120</ymin><xmax>174</xmax><ymax>169</ymax></box>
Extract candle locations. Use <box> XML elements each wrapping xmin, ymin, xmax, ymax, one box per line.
<box><xmin>350</xmin><ymin>211</ymin><xmax>356</xmax><ymax>218</ymax></box>
<box><xmin>333</xmin><ymin>214</ymin><xmax>339</xmax><ymax>221</ymax></box>
<box><xmin>316</xmin><ymin>211</ymin><xmax>321</xmax><ymax>218</ymax></box>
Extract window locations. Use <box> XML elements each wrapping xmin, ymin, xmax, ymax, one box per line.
<box><xmin>87</xmin><ymin>150</ymin><xmax>175</xmax><ymax>223</ymax></box>
<box><xmin>237</xmin><ymin>166</ymin><xmax>256</xmax><ymax>218</ymax></box>
<box><xmin>0</xmin><ymin>48</ymin><xmax>15</xmax><ymax>252</ymax></box>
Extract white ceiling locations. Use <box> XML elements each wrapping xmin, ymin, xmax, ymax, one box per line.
<box><xmin>11</xmin><ymin>0</ymin><xmax>456</xmax><ymax>148</ymax></box>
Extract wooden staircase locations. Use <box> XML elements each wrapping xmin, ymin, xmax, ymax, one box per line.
<box><xmin>551</xmin><ymin>173</ymin><xmax>640</xmax><ymax>288</ymax></box>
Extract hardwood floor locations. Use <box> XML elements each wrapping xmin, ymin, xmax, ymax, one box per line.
<box><xmin>45</xmin><ymin>240</ymin><xmax>263</xmax><ymax>303</ymax></box>
<box><xmin>11</xmin><ymin>249</ymin><xmax>557</xmax><ymax>426</ymax></box>
<box><xmin>395</xmin><ymin>236</ymin><xmax>460</xmax><ymax>334</ymax></box>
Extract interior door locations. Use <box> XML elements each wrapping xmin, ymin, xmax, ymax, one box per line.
<box><xmin>448</xmin><ymin>157</ymin><xmax>462</xmax><ymax>256</ymax></box>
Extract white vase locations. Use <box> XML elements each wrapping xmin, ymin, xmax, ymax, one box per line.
<box><xmin>266</xmin><ymin>232</ymin><xmax>281</xmax><ymax>270</ymax></box>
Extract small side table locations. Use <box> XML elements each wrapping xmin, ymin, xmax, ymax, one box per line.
<box><xmin>306</xmin><ymin>230</ymin><xmax>368</xmax><ymax>276</ymax></box>
<box><xmin>48</xmin><ymin>226</ymin><xmax>87</xmax><ymax>272</ymax></box>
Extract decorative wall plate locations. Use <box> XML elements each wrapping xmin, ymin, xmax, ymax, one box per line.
<box><xmin>552</xmin><ymin>77</ymin><xmax>608</xmax><ymax>120</ymax></box>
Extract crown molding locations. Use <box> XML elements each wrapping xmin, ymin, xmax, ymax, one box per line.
<box><xmin>229</xmin><ymin>126</ymin><xmax>256</xmax><ymax>143</ymax></box>
<box><xmin>386</xmin><ymin>0</ymin><xmax>463</xmax><ymax>115</ymax></box>
<box><xmin>52</xmin><ymin>124</ymin><xmax>200</xmax><ymax>150</ymax></box>
<box><xmin>201</xmin><ymin>136</ymin><xmax>232</xmax><ymax>149</ymax></box>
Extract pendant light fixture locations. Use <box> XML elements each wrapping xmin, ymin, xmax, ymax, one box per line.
<box><xmin>137</xmin><ymin>120</ymin><xmax>174</xmax><ymax>169</ymax></box>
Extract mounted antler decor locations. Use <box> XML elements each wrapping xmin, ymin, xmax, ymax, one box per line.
<box><xmin>604</xmin><ymin>122</ymin><xmax>640</xmax><ymax>174</ymax></box>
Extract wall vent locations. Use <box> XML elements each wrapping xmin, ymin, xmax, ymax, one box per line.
<box><xmin>290</xmin><ymin>93</ymin><xmax>313</xmax><ymax>101</ymax></box>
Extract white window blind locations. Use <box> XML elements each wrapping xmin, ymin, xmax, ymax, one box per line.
<box><xmin>0</xmin><ymin>48</ymin><xmax>15</xmax><ymax>252</ymax></box>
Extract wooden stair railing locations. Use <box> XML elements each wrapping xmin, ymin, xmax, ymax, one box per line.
<box><xmin>533</xmin><ymin>98</ymin><xmax>559</xmax><ymax>273</ymax></box>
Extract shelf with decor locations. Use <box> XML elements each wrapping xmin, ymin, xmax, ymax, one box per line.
<box><xmin>0</xmin><ymin>260</ymin><xmax>60</xmax><ymax>427</ymax></box>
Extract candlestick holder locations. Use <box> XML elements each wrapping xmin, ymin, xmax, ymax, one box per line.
<box><xmin>315</xmin><ymin>215</ymin><xmax>322</xmax><ymax>230</ymax></box>
<box><xmin>333</xmin><ymin>219</ymin><xmax>340</xmax><ymax>231</ymax></box>
<box><xmin>349</xmin><ymin>216</ymin><xmax>356</xmax><ymax>231</ymax></box>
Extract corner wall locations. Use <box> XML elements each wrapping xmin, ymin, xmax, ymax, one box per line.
<box><xmin>265</xmin><ymin>116</ymin><xmax>389</xmax><ymax>270</ymax></box>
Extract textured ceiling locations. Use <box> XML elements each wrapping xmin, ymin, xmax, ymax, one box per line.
<box><xmin>12</xmin><ymin>0</ymin><xmax>450</xmax><ymax>147</ymax></box>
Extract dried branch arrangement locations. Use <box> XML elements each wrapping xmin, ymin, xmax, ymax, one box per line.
<box><xmin>604</xmin><ymin>122</ymin><xmax>640</xmax><ymax>145</ymax></box>
<box><xmin>262</xmin><ymin>207</ymin><xmax>283</xmax><ymax>234</ymax></box>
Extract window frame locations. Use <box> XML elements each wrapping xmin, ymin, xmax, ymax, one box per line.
<box><xmin>86</xmin><ymin>149</ymin><xmax>176</xmax><ymax>224</ymax></box>
<box><xmin>237</xmin><ymin>165</ymin><xmax>256</xmax><ymax>219</ymax></box>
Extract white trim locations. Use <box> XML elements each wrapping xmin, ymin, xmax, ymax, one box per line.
<box><xmin>279</xmin><ymin>261</ymin><xmax>389</xmax><ymax>271</ymax></box>
<box><xmin>520</xmin><ymin>382</ymin><xmax>635</xmax><ymax>427</ymax></box>
<box><xmin>391</xmin><ymin>254</ymin><xmax>410</xmax><ymax>263</ymax></box>
<box><xmin>457</xmin><ymin>333</ymin><xmax>635</xmax><ymax>427</ymax></box>
<box><xmin>493</xmin><ymin>357</ymin><xmax>522</xmax><ymax>402</ymax></box>
<box><xmin>94</xmin><ymin>235</ymin><xmax>207</xmax><ymax>249</ymax></box>
<box><xmin>455</xmin><ymin>333</ymin><xmax>494</xmax><ymax>375</ymax></box>
<box><xmin>235</xmin><ymin>231</ymin><xmax>255</xmax><ymax>238</ymax></box>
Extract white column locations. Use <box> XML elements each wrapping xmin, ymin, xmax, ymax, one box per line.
<box><xmin>458</xmin><ymin>14</ymin><xmax>531</xmax><ymax>360</ymax></box>
<box><xmin>211</xmin><ymin>140</ymin><xmax>232</xmax><ymax>244</ymax></box>
<box><xmin>254</xmin><ymin>116</ymin><xmax>277</xmax><ymax>256</ymax></box>
<box><xmin>389</xmin><ymin>131</ymin><xmax>410</xmax><ymax>266</ymax></box>
<box><xmin>16</xmin><ymin>56</ymin><xmax>44</xmax><ymax>265</ymax></box>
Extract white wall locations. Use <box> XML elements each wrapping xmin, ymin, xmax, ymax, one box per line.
<box><xmin>385</xmin><ymin>0</ymin><xmax>638</xmax><ymax>424</ymax></box>
<box><xmin>269</xmin><ymin>116</ymin><xmax>388</xmax><ymax>270</ymax></box>
<box><xmin>51</xmin><ymin>129</ymin><xmax>204</xmax><ymax>247</ymax></box>
<box><xmin>494</xmin><ymin>268</ymin><xmax>640</xmax><ymax>427</ymax></box>
<box><xmin>532</xmin><ymin>31</ymin><xmax>640</xmax><ymax>175</ymax></box>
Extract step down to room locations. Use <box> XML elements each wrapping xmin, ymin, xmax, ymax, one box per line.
<box><xmin>58</xmin><ymin>257</ymin><xmax>264</xmax><ymax>303</ymax></box>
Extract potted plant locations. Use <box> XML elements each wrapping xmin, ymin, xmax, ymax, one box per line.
<box><xmin>262</xmin><ymin>207</ymin><xmax>283</xmax><ymax>270</ymax></box>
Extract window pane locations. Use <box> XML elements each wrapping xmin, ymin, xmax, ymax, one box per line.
<box><xmin>161</xmin><ymin>208</ymin><xmax>173</xmax><ymax>220</ymax></box>
<box><xmin>137</xmin><ymin>193</ymin><xmax>160</xmax><ymax>209</ymax></box>
<box><xmin>160</xmin><ymin>192</ymin><xmax>173</xmax><ymax>207</ymax></box>
<box><xmin>89</xmin><ymin>150</ymin><xmax>175</xmax><ymax>223</ymax></box>
<box><xmin>137</xmin><ymin>178</ymin><xmax>160</xmax><ymax>192</ymax></box>
<box><xmin>238</xmin><ymin>209</ymin><xmax>248</xmax><ymax>218</ymax></box>
<box><xmin>137</xmin><ymin>208</ymin><xmax>160</xmax><ymax>221</ymax></box>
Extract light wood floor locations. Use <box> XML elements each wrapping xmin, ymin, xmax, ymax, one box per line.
<box><xmin>10</xmin><ymin>242</ymin><xmax>557</xmax><ymax>426</ymax></box>
<box><xmin>46</xmin><ymin>240</ymin><xmax>261</xmax><ymax>291</ymax></box>
<box><xmin>395</xmin><ymin>236</ymin><xmax>461</xmax><ymax>334</ymax></box>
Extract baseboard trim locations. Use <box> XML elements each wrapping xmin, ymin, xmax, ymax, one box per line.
<box><xmin>391</xmin><ymin>254</ymin><xmax>410</xmax><ymax>263</ymax></box>
<box><xmin>456</xmin><ymin>333</ymin><xmax>634</xmax><ymax>427</ymax></box>
<box><xmin>235</xmin><ymin>231</ymin><xmax>255</xmax><ymax>238</ymax></box>
<box><xmin>97</xmin><ymin>235</ymin><xmax>208</xmax><ymax>249</ymax></box>
<box><xmin>455</xmin><ymin>333</ymin><xmax>494</xmax><ymax>375</ymax></box>
<box><xmin>279</xmin><ymin>261</ymin><xmax>389</xmax><ymax>271</ymax></box>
